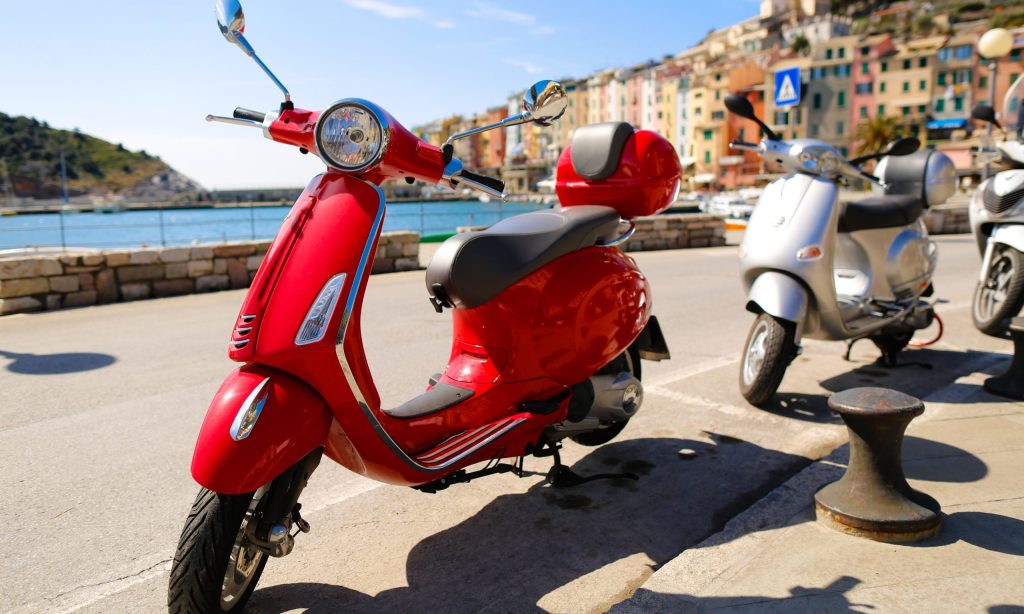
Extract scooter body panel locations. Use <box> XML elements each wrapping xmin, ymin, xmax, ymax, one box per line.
<box><xmin>745</xmin><ymin>271</ymin><xmax>809</xmax><ymax>324</ymax></box>
<box><xmin>191</xmin><ymin>365</ymin><xmax>333</xmax><ymax>495</ymax></box>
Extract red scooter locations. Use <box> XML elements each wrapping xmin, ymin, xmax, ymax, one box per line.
<box><xmin>169</xmin><ymin>1</ymin><xmax>682</xmax><ymax>611</ymax></box>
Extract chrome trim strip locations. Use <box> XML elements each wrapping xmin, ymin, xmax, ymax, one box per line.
<box><xmin>416</xmin><ymin>420</ymin><xmax>510</xmax><ymax>463</ymax></box>
<box><xmin>229</xmin><ymin>377</ymin><xmax>271</xmax><ymax>441</ymax></box>
<box><xmin>420</xmin><ymin>418</ymin><xmax>527</xmax><ymax>470</ymax></box>
<box><xmin>241</xmin><ymin>314</ymin><xmax>256</xmax><ymax>323</ymax></box>
<box><xmin>231</xmin><ymin>339</ymin><xmax>250</xmax><ymax>349</ymax></box>
<box><xmin>333</xmin><ymin>182</ymin><xmax>526</xmax><ymax>474</ymax></box>
<box><xmin>313</xmin><ymin>99</ymin><xmax>392</xmax><ymax>173</ymax></box>
<box><xmin>235</xmin><ymin>326</ymin><xmax>253</xmax><ymax>335</ymax></box>
<box><xmin>597</xmin><ymin>220</ymin><xmax>636</xmax><ymax>247</ymax></box>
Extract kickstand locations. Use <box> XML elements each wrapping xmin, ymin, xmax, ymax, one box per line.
<box><xmin>541</xmin><ymin>442</ymin><xmax>639</xmax><ymax>488</ymax></box>
<box><xmin>843</xmin><ymin>338</ymin><xmax>861</xmax><ymax>362</ymax></box>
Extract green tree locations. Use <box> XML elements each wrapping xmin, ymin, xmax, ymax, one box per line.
<box><xmin>791</xmin><ymin>35</ymin><xmax>811</xmax><ymax>56</ymax></box>
<box><xmin>856</xmin><ymin>115</ymin><xmax>897</xmax><ymax>155</ymax></box>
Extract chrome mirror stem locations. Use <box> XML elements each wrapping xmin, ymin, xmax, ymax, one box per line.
<box><xmin>233</xmin><ymin>32</ymin><xmax>291</xmax><ymax>103</ymax></box>
<box><xmin>445</xmin><ymin>113</ymin><xmax>529</xmax><ymax>146</ymax></box>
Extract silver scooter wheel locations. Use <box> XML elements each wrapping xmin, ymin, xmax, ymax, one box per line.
<box><xmin>739</xmin><ymin>313</ymin><xmax>796</xmax><ymax>407</ymax></box>
<box><xmin>972</xmin><ymin>246</ymin><xmax>1024</xmax><ymax>337</ymax></box>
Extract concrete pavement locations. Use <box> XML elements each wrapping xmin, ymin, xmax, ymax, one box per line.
<box><xmin>0</xmin><ymin>235</ymin><xmax>1011</xmax><ymax>613</ymax></box>
<box><xmin>613</xmin><ymin>357</ymin><xmax>1024</xmax><ymax>613</ymax></box>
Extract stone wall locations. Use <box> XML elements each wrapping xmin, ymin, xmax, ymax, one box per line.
<box><xmin>0</xmin><ymin>231</ymin><xmax>419</xmax><ymax>316</ymax></box>
<box><xmin>922</xmin><ymin>205</ymin><xmax>969</xmax><ymax>235</ymax></box>
<box><xmin>622</xmin><ymin>213</ymin><xmax>726</xmax><ymax>251</ymax></box>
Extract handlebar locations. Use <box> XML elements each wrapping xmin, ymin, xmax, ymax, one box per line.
<box><xmin>729</xmin><ymin>140</ymin><xmax>760</xmax><ymax>152</ymax></box>
<box><xmin>454</xmin><ymin>170</ymin><xmax>505</xmax><ymax>195</ymax></box>
<box><xmin>233</xmin><ymin>107</ymin><xmax>267</xmax><ymax>123</ymax></box>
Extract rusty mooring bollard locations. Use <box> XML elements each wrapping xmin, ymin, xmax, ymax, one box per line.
<box><xmin>814</xmin><ymin>387</ymin><xmax>941</xmax><ymax>543</ymax></box>
<box><xmin>983</xmin><ymin>317</ymin><xmax>1024</xmax><ymax>401</ymax></box>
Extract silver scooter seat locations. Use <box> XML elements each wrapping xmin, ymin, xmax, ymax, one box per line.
<box><xmin>838</xmin><ymin>194</ymin><xmax>924</xmax><ymax>233</ymax></box>
<box><xmin>426</xmin><ymin>206</ymin><xmax>621</xmax><ymax>309</ymax></box>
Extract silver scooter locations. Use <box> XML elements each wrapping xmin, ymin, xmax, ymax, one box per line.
<box><xmin>967</xmin><ymin>88</ymin><xmax>1024</xmax><ymax>337</ymax></box>
<box><xmin>724</xmin><ymin>94</ymin><xmax>956</xmax><ymax>406</ymax></box>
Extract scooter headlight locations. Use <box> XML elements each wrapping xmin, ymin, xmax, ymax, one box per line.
<box><xmin>315</xmin><ymin>100</ymin><xmax>389</xmax><ymax>172</ymax></box>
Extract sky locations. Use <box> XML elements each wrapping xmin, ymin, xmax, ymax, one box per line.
<box><xmin>0</xmin><ymin>1</ymin><xmax>759</xmax><ymax>189</ymax></box>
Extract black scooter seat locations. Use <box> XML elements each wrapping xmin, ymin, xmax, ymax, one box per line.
<box><xmin>426</xmin><ymin>206</ymin><xmax>621</xmax><ymax>309</ymax></box>
<box><xmin>838</xmin><ymin>194</ymin><xmax>924</xmax><ymax>233</ymax></box>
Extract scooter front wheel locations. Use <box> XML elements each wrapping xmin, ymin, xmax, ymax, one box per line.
<box><xmin>973</xmin><ymin>246</ymin><xmax>1024</xmax><ymax>337</ymax></box>
<box><xmin>739</xmin><ymin>313</ymin><xmax>796</xmax><ymax>406</ymax></box>
<box><xmin>168</xmin><ymin>488</ymin><xmax>269</xmax><ymax>613</ymax></box>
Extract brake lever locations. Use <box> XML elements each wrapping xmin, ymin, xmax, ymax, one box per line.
<box><xmin>206</xmin><ymin>114</ymin><xmax>263</xmax><ymax>128</ymax></box>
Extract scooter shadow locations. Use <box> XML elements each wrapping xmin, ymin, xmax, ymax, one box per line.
<box><xmin>249</xmin><ymin>436</ymin><xmax>810</xmax><ymax>613</ymax></box>
<box><xmin>762</xmin><ymin>346</ymin><xmax>1008</xmax><ymax>423</ymax></box>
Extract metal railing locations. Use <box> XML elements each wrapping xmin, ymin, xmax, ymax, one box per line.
<box><xmin>0</xmin><ymin>200</ymin><xmax>539</xmax><ymax>251</ymax></box>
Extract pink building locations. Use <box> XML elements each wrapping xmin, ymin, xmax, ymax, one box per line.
<box><xmin>850</xmin><ymin>33</ymin><xmax>896</xmax><ymax>147</ymax></box>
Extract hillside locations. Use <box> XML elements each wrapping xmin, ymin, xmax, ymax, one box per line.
<box><xmin>0</xmin><ymin>112</ymin><xmax>199</xmax><ymax>200</ymax></box>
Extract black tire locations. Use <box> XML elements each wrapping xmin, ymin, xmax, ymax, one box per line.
<box><xmin>168</xmin><ymin>488</ymin><xmax>268</xmax><ymax>614</ymax></box>
<box><xmin>571</xmin><ymin>346</ymin><xmax>641</xmax><ymax>446</ymax></box>
<box><xmin>869</xmin><ymin>330</ymin><xmax>913</xmax><ymax>366</ymax></box>
<box><xmin>973</xmin><ymin>246</ymin><xmax>1024</xmax><ymax>337</ymax></box>
<box><xmin>739</xmin><ymin>313</ymin><xmax>796</xmax><ymax>407</ymax></box>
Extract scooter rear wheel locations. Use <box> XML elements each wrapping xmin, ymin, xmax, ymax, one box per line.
<box><xmin>168</xmin><ymin>488</ymin><xmax>268</xmax><ymax>613</ymax></box>
<box><xmin>973</xmin><ymin>246</ymin><xmax>1024</xmax><ymax>337</ymax></box>
<box><xmin>739</xmin><ymin>313</ymin><xmax>796</xmax><ymax>407</ymax></box>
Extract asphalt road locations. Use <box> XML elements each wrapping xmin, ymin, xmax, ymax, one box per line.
<box><xmin>0</xmin><ymin>235</ymin><xmax>1010</xmax><ymax>614</ymax></box>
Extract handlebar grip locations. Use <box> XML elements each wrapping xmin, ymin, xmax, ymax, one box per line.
<box><xmin>233</xmin><ymin>107</ymin><xmax>267</xmax><ymax>123</ymax></box>
<box><xmin>457</xmin><ymin>170</ymin><xmax>505</xmax><ymax>194</ymax></box>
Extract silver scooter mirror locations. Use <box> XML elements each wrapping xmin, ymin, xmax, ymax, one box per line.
<box><xmin>214</xmin><ymin>0</ymin><xmax>292</xmax><ymax>104</ymax></box>
<box><xmin>522</xmin><ymin>80</ymin><xmax>568</xmax><ymax>126</ymax></box>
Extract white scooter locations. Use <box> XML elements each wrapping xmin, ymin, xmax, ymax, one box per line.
<box><xmin>968</xmin><ymin>93</ymin><xmax>1024</xmax><ymax>337</ymax></box>
<box><xmin>724</xmin><ymin>94</ymin><xmax>957</xmax><ymax>406</ymax></box>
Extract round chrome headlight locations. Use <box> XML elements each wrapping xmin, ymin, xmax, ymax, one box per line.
<box><xmin>315</xmin><ymin>100</ymin><xmax>389</xmax><ymax>172</ymax></box>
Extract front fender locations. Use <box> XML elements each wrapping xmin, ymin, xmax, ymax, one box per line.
<box><xmin>991</xmin><ymin>225</ymin><xmax>1024</xmax><ymax>253</ymax></box>
<box><xmin>746</xmin><ymin>271</ymin><xmax>808</xmax><ymax>324</ymax></box>
<box><xmin>191</xmin><ymin>365</ymin><xmax>332</xmax><ymax>494</ymax></box>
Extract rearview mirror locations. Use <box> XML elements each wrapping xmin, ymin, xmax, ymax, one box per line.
<box><xmin>215</xmin><ymin>0</ymin><xmax>247</xmax><ymax>50</ymax></box>
<box><xmin>885</xmin><ymin>137</ymin><xmax>920</xmax><ymax>157</ymax></box>
<box><xmin>724</xmin><ymin>93</ymin><xmax>779</xmax><ymax>141</ymax></box>
<box><xmin>971</xmin><ymin>104</ymin><xmax>1002</xmax><ymax>130</ymax></box>
<box><xmin>523</xmin><ymin>80</ymin><xmax>568</xmax><ymax>126</ymax></box>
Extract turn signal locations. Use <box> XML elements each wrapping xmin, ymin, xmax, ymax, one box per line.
<box><xmin>796</xmin><ymin>244</ymin><xmax>823</xmax><ymax>261</ymax></box>
<box><xmin>295</xmin><ymin>273</ymin><xmax>347</xmax><ymax>345</ymax></box>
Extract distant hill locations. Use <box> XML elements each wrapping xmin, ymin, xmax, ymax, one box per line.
<box><xmin>0</xmin><ymin>112</ymin><xmax>200</xmax><ymax>200</ymax></box>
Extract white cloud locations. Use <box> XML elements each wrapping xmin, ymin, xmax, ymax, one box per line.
<box><xmin>503</xmin><ymin>58</ymin><xmax>544</xmax><ymax>75</ymax></box>
<box><xmin>346</xmin><ymin>0</ymin><xmax>422</xmax><ymax>19</ymax></box>
<box><xmin>534</xmin><ymin>25</ymin><xmax>555</xmax><ymax>36</ymax></box>
<box><xmin>345</xmin><ymin>0</ymin><xmax>456</xmax><ymax>29</ymax></box>
<box><xmin>466</xmin><ymin>2</ymin><xmax>536</xmax><ymax>25</ymax></box>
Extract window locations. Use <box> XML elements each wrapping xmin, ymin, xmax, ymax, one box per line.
<box><xmin>695</xmin><ymin>106</ymin><xmax>702</xmax><ymax>116</ymax></box>
<box><xmin>918</xmin><ymin>104</ymin><xmax>926</xmax><ymax>113</ymax></box>
<box><xmin>836</xmin><ymin>121</ymin><xmax>845</xmax><ymax>135</ymax></box>
<box><xmin>715</xmin><ymin>90</ymin><xmax>721</xmax><ymax>100</ymax></box>
<box><xmin>955</xmin><ymin>97</ymin><xmax>964</xmax><ymax>112</ymax></box>
<box><xmin>739</xmin><ymin>127</ymin><xmax>745</xmax><ymax>141</ymax></box>
<box><xmin>774</xmin><ymin>110</ymin><xmax>790</xmax><ymax>125</ymax></box>
<box><xmin>881</xmin><ymin>61</ymin><xmax>888</xmax><ymax>72</ymax></box>
<box><xmin>711</xmin><ymin>110</ymin><xmax>725</xmax><ymax>120</ymax></box>
<box><xmin>862</xmin><ymin>62</ymin><xmax>869</xmax><ymax>74</ymax></box>
<box><xmin>703</xmin><ymin>130</ymin><xmax>713</xmax><ymax>140</ymax></box>
<box><xmin>826</xmin><ymin>48</ymin><xmax>834</xmax><ymax>60</ymax></box>
<box><xmin>903</xmin><ymin>81</ymin><xmax>910</xmax><ymax>92</ymax></box>
<box><xmin>937</xmin><ymin>72</ymin><xmax>947</xmax><ymax>86</ymax></box>
<box><xmin>861</xmin><ymin>46</ymin><xmax>871</xmax><ymax>56</ymax></box>
<box><xmin>980</xmin><ymin>75</ymin><xmax>988</xmax><ymax>89</ymax></box>
<box><xmin>840</xmin><ymin>146</ymin><xmax>849</xmax><ymax>157</ymax></box>
<box><xmin>920</xmin><ymin>79</ymin><xmax>927</xmax><ymax>91</ymax></box>
<box><xmin>813</xmin><ymin>93</ymin><xmax>822</xmax><ymax>109</ymax></box>
<box><xmin>903</xmin><ymin>59</ymin><xmax>911</xmax><ymax>70</ymax></box>
<box><xmin>1012</xmin><ymin>49</ymin><xmax>1022</xmax><ymax>62</ymax></box>
<box><xmin>855</xmin><ymin>82</ymin><xmax>873</xmax><ymax>94</ymax></box>
<box><xmin>955</xmin><ymin>45</ymin><xmax>972</xmax><ymax>60</ymax></box>
<box><xmin>938</xmin><ymin>48</ymin><xmax>950</xmax><ymax>62</ymax></box>
<box><xmin>715</xmin><ymin>73</ymin><xmax>721</xmax><ymax>81</ymax></box>
<box><xmin>919</xmin><ymin>58</ymin><xmax>927</xmax><ymax>68</ymax></box>
<box><xmin>704</xmin><ymin>151</ymin><xmax>711</xmax><ymax>163</ymax></box>
<box><xmin>1013</xmin><ymin>73</ymin><xmax>1021</xmax><ymax>85</ymax></box>
<box><xmin>860</xmin><ymin>106</ymin><xmax>868</xmax><ymax>118</ymax></box>
<box><xmin>810</xmin><ymin>124</ymin><xmax>820</xmax><ymax>137</ymax></box>
<box><xmin>835</xmin><ymin>65</ymin><xmax>850</xmax><ymax>78</ymax></box>
<box><xmin>878</xmin><ymin>104</ymin><xmax>886</xmax><ymax>115</ymax></box>
<box><xmin>880</xmin><ymin>81</ymin><xmax>887</xmax><ymax>93</ymax></box>
<box><xmin>935</xmin><ymin>99</ymin><xmax>945</xmax><ymax>112</ymax></box>
<box><xmin>812</xmin><ymin>67</ymin><xmax>826</xmax><ymax>80</ymax></box>
<box><xmin>902</xmin><ymin>106</ymin><xmax>910</xmax><ymax>116</ymax></box>
<box><xmin>837</xmin><ymin>91</ymin><xmax>846</xmax><ymax>107</ymax></box>
<box><xmin>839</xmin><ymin>48</ymin><xmax>846</xmax><ymax>59</ymax></box>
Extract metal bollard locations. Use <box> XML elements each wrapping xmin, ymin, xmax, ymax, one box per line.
<box><xmin>983</xmin><ymin>317</ymin><xmax>1024</xmax><ymax>401</ymax></box>
<box><xmin>814</xmin><ymin>387</ymin><xmax>941</xmax><ymax>543</ymax></box>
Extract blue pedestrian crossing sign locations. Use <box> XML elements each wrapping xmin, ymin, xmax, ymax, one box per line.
<box><xmin>774</xmin><ymin>67</ymin><xmax>801</xmax><ymax>107</ymax></box>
